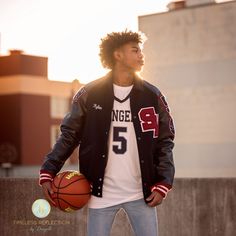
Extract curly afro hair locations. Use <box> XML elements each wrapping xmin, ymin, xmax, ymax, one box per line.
<box><xmin>99</xmin><ymin>30</ymin><xmax>145</xmax><ymax>69</ymax></box>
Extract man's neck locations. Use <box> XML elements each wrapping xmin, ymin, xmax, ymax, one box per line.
<box><xmin>112</xmin><ymin>68</ymin><xmax>135</xmax><ymax>87</ymax></box>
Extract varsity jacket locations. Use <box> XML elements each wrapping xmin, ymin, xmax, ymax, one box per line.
<box><xmin>39</xmin><ymin>72</ymin><xmax>175</xmax><ymax>202</ymax></box>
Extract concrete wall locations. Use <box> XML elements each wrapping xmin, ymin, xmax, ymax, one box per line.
<box><xmin>0</xmin><ymin>178</ymin><xmax>235</xmax><ymax>236</ymax></box>
<box><xmin>139</xmin><ymin>1</ymin><xmax>236</xmax><ymax>177</ymax></box>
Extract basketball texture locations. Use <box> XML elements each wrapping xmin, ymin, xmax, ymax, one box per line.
<box><xmin>51</xmin><ymin>170</ymin><xmax>91</xmax><ymax>212</ymax></box>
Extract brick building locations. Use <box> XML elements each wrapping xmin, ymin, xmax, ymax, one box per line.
<box><xmin>0</xmin><ymin>50</ymin><xmax>82</xmax><ymax>166</ymax></box>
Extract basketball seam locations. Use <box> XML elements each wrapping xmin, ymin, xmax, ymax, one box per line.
<box><xmin>52</xmin><ymin>197</ymin><xmax>83</xmax><ymax>210</ymax></box>
<box><xmin>56</xmin><ymin>171</ymin><xmax>69</xmax><ymax>211</ymax></box>
<box><xmin>55</xmin><ymin>177</ymin><xmax>87</xmax><ymax>189</ymax></box>
<box><xmin>53</xmin><ymin>192</ymin><xmax>91</xmax><ymax>196</ymax></box>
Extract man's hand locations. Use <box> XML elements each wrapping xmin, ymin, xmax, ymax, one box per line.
<box><xmin>41</xmin><ymin>182</ymin><xmax>56</xmax><ymax>207</ymax></box>
<box><xmin>146</xmin><ymin>191</ymin><xmax>163</xmax><ymax>207</ymax></box>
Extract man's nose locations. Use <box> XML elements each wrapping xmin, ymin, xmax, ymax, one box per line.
<box><xmin>140</xmin><ymin>53</ymin><xmax>144</xmax><ymax>60</ymax></box>
<box><xmin>138</xmin><ymin>52</ymin><xmax>144</xmax><ymax>59</ymax></box>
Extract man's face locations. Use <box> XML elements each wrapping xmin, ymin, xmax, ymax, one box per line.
<box><xmin>114</xmin><ymin>42</ymin><xmax>144</xmax><ymax>72</ymax></box>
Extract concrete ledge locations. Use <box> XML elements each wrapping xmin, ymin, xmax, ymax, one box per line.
<box><xmin>0</xmin><ymin>178</ymin><xmax>235</xmax><ymax>236</ymax></box>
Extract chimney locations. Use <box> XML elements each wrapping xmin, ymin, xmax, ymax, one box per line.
<box><xmin>167</xmin><ymin>1</ymin><xmax>186</xmax><ymax>11</ymax></box>
<box><xmin>9</xmin><ymin>49</ymin><xmax>24</xmax><ymax>55</ymax></box>
<box><xmin>185</xmin><ymin>0</ymin><xmax>215</xmax><ymax>7</ymax></box>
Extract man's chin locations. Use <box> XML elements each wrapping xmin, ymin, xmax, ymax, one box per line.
<box><xmin>128</xmin><ymin>65</ymin><xmax>143</xmax><ymax>73</ymax></box>
<box><xmin>135</xmin><ymin>66</ymin><xmax>144</xmax><ymax>72</ymax></box>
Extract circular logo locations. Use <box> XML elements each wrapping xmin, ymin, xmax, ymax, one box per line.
<box><xmin>32</xmin><ymin>199</ymin><xmax>51</xmax><ymax>218</ymax></box>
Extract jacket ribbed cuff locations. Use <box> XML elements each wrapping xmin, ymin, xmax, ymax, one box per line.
<box><xmin>39</xmin><ymin>170</ymin><xmax>54</xmax><ymax>186</ymax></box>
<box><xmin>151</xmin><ymin>183</ymin><xmax>172</xmax><ymax>199</ymax></box>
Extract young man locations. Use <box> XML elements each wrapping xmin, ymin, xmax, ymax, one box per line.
<box><xmin>39</xmin><ymin>30</ymin><xmax>175</xmax><ymax>236</ymax></box>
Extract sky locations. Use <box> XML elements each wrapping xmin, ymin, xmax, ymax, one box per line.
<box><xmin>0</xmin><ymin>0</ymin><xmax>228</xmax><ymax>83</ymax></box>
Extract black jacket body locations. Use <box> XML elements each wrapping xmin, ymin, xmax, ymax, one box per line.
<box><xmin>41</xmin><ymin>72</ymin><xmax>175</xmax><ymax>202</ymax></box>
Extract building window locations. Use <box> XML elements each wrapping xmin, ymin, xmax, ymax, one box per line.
<box><xmin>50</xmin><ymin>96</ymin><xmax>69</xmax><ymax>119</ymax></box>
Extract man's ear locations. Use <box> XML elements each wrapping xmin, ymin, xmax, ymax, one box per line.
<box><xmin>113</xmin><ymin>49</ymin><xmax>122</xmax><ymax>61</ymax></box>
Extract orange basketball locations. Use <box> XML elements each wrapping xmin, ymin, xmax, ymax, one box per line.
<box><xmin>51</xmin><ymin>170</ymin><xmax>91</xmax><ymax>212</ymax></box>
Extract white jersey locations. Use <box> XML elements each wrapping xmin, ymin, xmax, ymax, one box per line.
<box><xmin>88</xmin><ymin>84</ymin><xmax>143</xmax><ymax>209</ymax></box>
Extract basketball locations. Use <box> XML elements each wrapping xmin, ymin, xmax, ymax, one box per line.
<box><xmin>51</xmin><ymin>170</ymin><xmax>91</xmax><ymax>212</ymax></box>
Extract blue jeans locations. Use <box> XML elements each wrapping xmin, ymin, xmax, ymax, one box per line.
<box><xmin>87</xmin><ymin>198</ymin><xmax>158</xmax><ymax>236</ymax></box>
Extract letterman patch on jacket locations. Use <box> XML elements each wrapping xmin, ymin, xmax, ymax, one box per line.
<box><xmin>138</xmin><ymin>107</ymin><xmax>159</xmax><ymax>138</ymax></box>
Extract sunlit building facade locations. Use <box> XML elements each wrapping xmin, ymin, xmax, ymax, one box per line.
<box><xmin>139</xmin><ymin>0</ymin><xmax>236</xmax><ymax>177</ymax></box>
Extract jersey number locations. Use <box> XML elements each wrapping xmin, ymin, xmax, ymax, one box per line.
<box><xmin>113</xmin><ymin>127</ymin><xmax>127</xmax><ymax>154</ymax></box>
